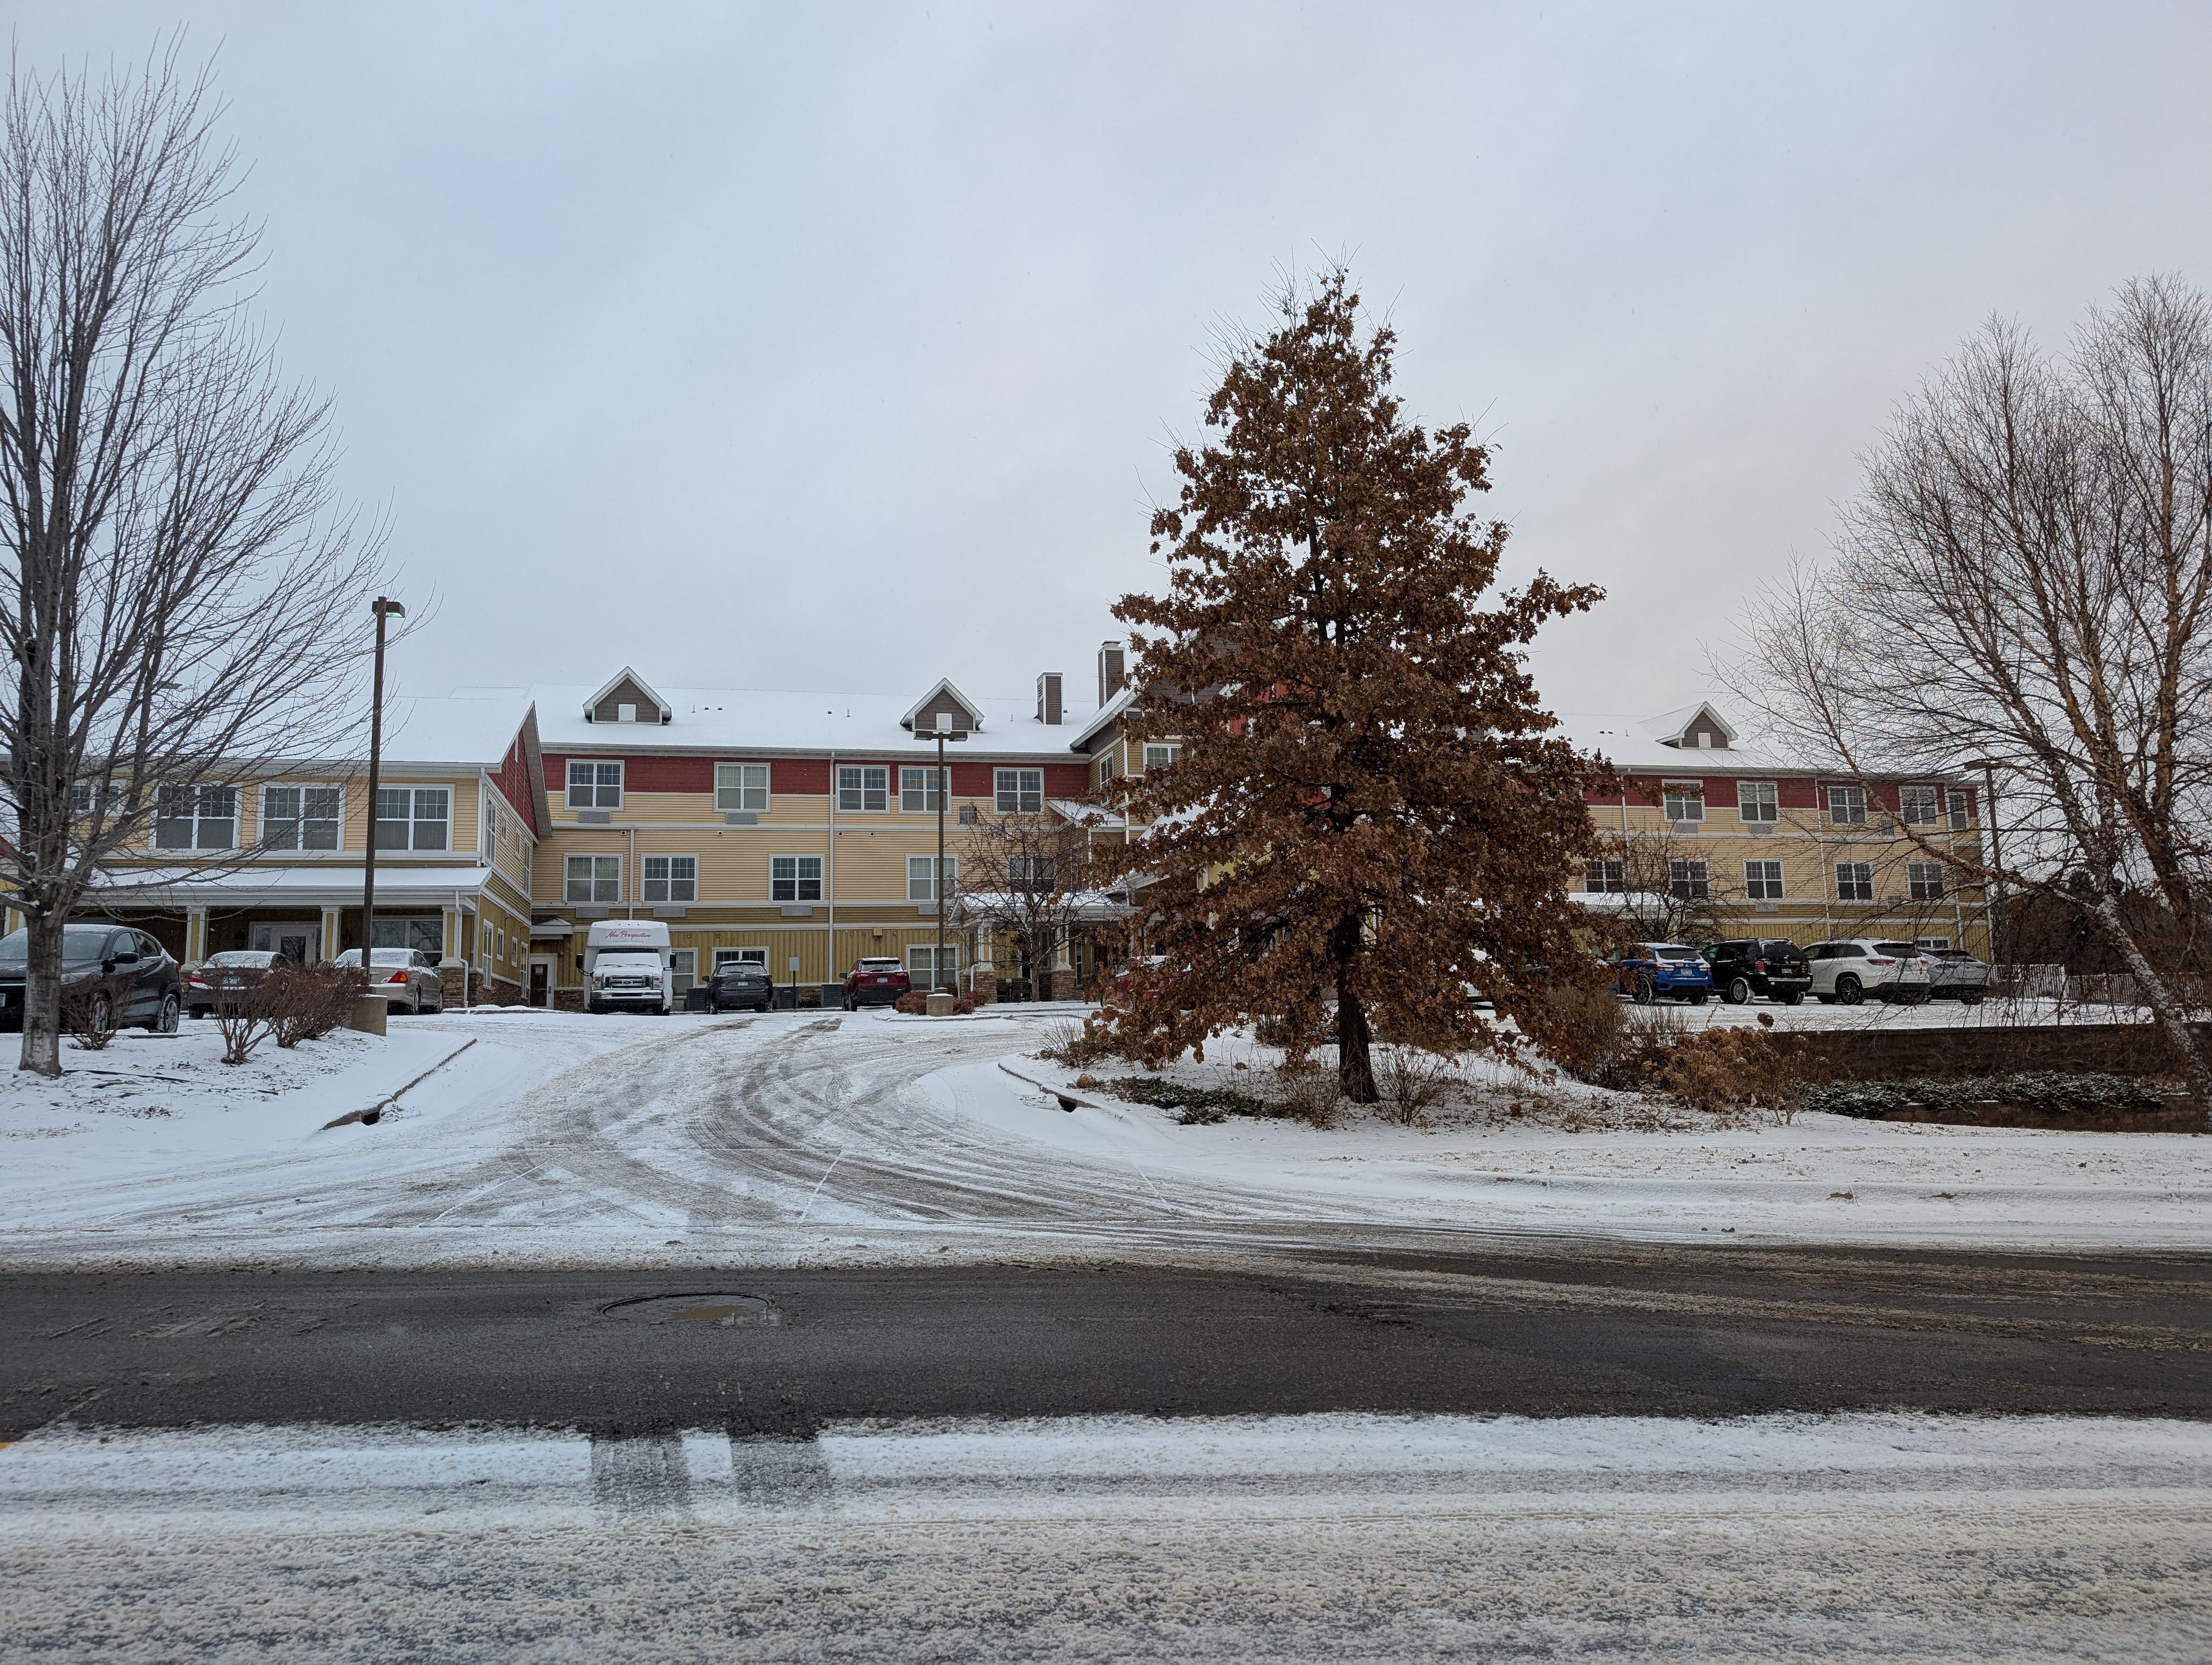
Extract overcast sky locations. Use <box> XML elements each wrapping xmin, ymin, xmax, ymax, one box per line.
<box><xmin>16</xmin><ymin>2</ymin><xmax>2212</xmax><ymax>720</ymax></box>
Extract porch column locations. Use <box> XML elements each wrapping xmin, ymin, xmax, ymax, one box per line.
<box><xmin>318</xmin><ymin>907</ymin><xmax>340</xmax><ymax>965</ymax></box>
<box><xmin>442</xmin><ymin>904</ymin><xmax>461</xmax><ymax>962</ymax></box>
<box><xmin>184</xmin><ymin>907</ymin><xmax>207</xmax><ymax>964</ymax></box>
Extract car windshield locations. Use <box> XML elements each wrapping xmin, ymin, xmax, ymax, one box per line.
<box><xmin>334</xmin><ymin>950</ymin><xmax>418</xmax><ymax>968</ymax></box>
<box><xmin>1873</xmin><ymin>942</ymin><xmax>1920</xmax><ymax>957</ymax></box>
<box><xmin>597</xmin><ymin>951</ymin><xmax>660</xmax><ymax>967</ymax></box>
<box><xmin>206</xmin><ymin>951</ymin><xmax>278</xmax><ymax>968</ymax></box>
<box><xmin>0</xmin><ymin>926</ymin><xmax>115</xmax><ymax>965</ymax></box>
<box><xmin>1652</xmin><ymin>946</ymin><xmax>1703</xmax><ymax>962</ymax></box>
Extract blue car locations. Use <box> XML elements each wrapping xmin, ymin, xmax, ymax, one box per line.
<box><xmin>1612</xmin><ymin>942</ymin><xmax>1713</xmax><ymax>1004</ymax></box>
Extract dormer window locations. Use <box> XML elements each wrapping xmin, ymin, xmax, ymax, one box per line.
<box><xmin>902</xmin><ymin>677</ymin><xmax>983</xmax><ymax>738</ymax></box>
<box><xmin>584</xmin><ymin>667</ymin><xmax>669</xmax><ymax>725</ymax></box>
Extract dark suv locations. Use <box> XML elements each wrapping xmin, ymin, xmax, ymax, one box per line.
<box><xmin>0</xmin><ymin>921</ymin><xmax>183</xmax><ymax>1033</ymax></box>
<box><xmin>707</xmin><ymin>962</ymin><xmax>775</xmax><ymax>1013</ymax></box>
<box><xmin>1702</xmin><ymin>939</ymin><xmax>1811</xmax><ymax>1006</ymax></box>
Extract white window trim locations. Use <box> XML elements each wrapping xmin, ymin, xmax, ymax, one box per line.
<box><xmin>714</xmin><ymin>762</ymin><xmax>771</xmax><ymax>814</ymax></box>
<box><xmin>1660</xmin><ymin>780</ymin><xmax>1706</xmax><ymax>821</ymax></box>
<box><xmin>713</xmin><ymin>947</ymin><xmax>768</xmax><ymax>969</ymax></box>
<box><xmin>995</xmin><ymin>767</ymin><xmax>1045</xmax><ymax>814</ymax></box>
<box><xmin>154</xmin><ymin>783</ymin><xmax>240</xmax><ymax>852</ymax></box>
<box><xmin>567</xmin><ymin>758</ymin><xmax>624</xmax><ymax>810</ymax></box>
<box><xmin>906</xmin><ymin>944</ymin><xmax>960</xmax><ymax>976</ymax></box>
<box><xmin>564</xmin><ymin>852</ymin><xmax>622</xmax><ymax>904</ymax></box>
<box><xmin>899</xmin><ymin>765</ymin><xmax>948</xmax><ymax>814</ymax></box>
<box><xmin>1736</xmin><ymin>780</ymin><xmax>1779</xmax><ymax>822</ymax></box>
<box><xmin>1906</xmin><ymin>860</ymin><xmax>1946</xmax><ymax>902</ymax></box>
<box><xmin>641</xmin><ymin>852</ymin><xmax>699</xmax><ymax>904</ymax></box>
<box><xmin>770</xmin><ymin>854</ymin><xmax>824</xmax><ymax>902</ymax></box>
<box><xmin>1744</xmin><ymin>858</ymin><xmax>1784</xmax><ymax>901</ymax></box>
<box><xmin>907</xmin><ymin>852</ymin><xmax>957</xmax><ymax>901</ymax></box>
<box><xmin>1835</xmin><ymin>860</ymin><xmax>1875</xmax><ymax>902</ymax></box>
<box><xmin>260</xmin><ymin>782</ymin><xmax>345</xmax><ymax>852</ymax></box>
<box><xmin>1900</xmin><ymin>784</ymin><xmax>1944</xmax><ymax>827</ymax></box>
<box><xmin>837</xmin><ymin>765</ymin><xmax>889</xmax><ymax>813</ymax></box>
<box><xmin>1827</xmin><ymin>784</ymin><xmax>1869</xmax><ymax>826</ymax></box>
<box><xmin>1141</xmin><ymin>742</ymin><xmax>1181</xmax><ymax>771</ymax></box>
<box><xmin>374</xmin><ymin>783</ymin><xmax>453</xmax><ymax>853</ymax></box>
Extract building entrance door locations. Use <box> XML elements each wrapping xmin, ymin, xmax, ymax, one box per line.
<box><xmin>529</xmin><ymin>958</ymin><xmax>551</xmax><ymax>1007</ymax></box>
<box><xmin>250</xmin><ymin>921</ymin><xmax>321</xmax><ymax>964</ymax></box>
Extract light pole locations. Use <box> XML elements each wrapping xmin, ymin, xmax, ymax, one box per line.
<box><xmin>927</xmin><ymin>727</ymin><xmax>949</xmax><ymax>995</ymax></box>
<box><xmin>361</xmin><ymin>597</ymin><xmax>405</xmax><ymax>959</ymax></box>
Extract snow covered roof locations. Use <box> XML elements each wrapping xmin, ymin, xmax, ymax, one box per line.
<box><xmin>1553</xmin><ymin>707</ymin><xmax>1797</xmax><ymax>774</ymax></box>
<box><xmin>528</xmin><ymin>682</ymin><xmax>1099</xmax><ymax>758</ymax></box>
<box><xmin>376</xmin><ymin>692</ymin><xmax>534</xmax><ymax>768</ymax></box>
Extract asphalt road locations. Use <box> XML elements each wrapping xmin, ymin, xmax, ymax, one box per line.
<box><xmin>9</xmin><ymin>1239</ymin><xmax>2210</xmax><ymax>1438</ymax></box>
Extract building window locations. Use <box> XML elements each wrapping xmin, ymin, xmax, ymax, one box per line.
<box><xmin>1827</xmin><ymin>785</ymin><xmax>1868</xmax><ymax>826</ymax></box>
<box><xmin>642</xmin><ymin>855</ymin><xmax>697</xmax><ymax>903</ymax></box>
<box><xmin>1096</xmin><ymin>750</ymin><xmax>1119</xmax><ymax>787</ymax></box>
<box><xmin>1737</xmin><ymin>781</ymin><xmax>1778</xmax><ymax>825</ymax></box>
<box><xmin>837</xmin><ymin>765</ymin><xmax>888</xmax><ymax>812</ymax></box>
<box><xmin>1668</xmin><ymin>859</ymin><xmax>1709</xmax><ymax>901</ymax></box>
<box><xmin>567</xmin><ymin>759</ymin><xmax>623</xmax><ymax>810</ymax></box>
<box><xmin>907</xmin><ymin>853</ymin><xmax>956</xmax><ymax>901</ymax></box>
<box><xmin>1661</xmin><ymin>782</ymin><xmax>1704</xmax><ymax>822</ymax></box>
<box><xmin>1836</xmin><ymin>861</ymin><xmax>1874</xmax><ymax>902</ymax></box>
<box><xmin>1916</xmin><ymin>936</ymin><xmax>1952</xmax><ymax>951</ymax></box>
<box><xmin>715</xmin><ymin>763</ymin><xmax>768</xmax><ymax>813</ymax></box>
<box><xmin>906</xmin><ymin>944</ymin><xmax>959</xmax><ymax>979</ymax></box>
<box><xmin>899</xmin><ymin>766</ymin><xmax>946</xmax><ymax>813</ymax></box>
<box><xmin>1744</xmin><ymin>859</ymin><xmax>1784</xmax><ymax>901</ymax></box>
<box><xmin>1907</xmin><ymin>861</ymin><xmax>1946</xmax><ymax>902</ymax></box>
<box><xmin>995</xmin><ymin>768</ymin><xmax>1044</xmax><ymax>813</ymax></box>
<box><xmin>1008</xmin><ymin>854</ymin><xmax>1056</xmax><ymax>890</ymax></box>
<box><xmin>371</xmin><ymin>915</ymin><xmax>442</xmax><ymax>954</ymax></box>
<box><xmin>262</xmin><ymin>785</ymin><xmax>341</xmax><ymax>851</ymax></box>
<box><xmin>154</xmin><ymin>784</ymin><xmax>237</xmax><ymax>851</ymax></box>
<box><xmin>376</xmin><ymin>786</ymin><xmax>450</xmax><ymax>851</ymax></box>
<box><xmin>771</xmin><ymin>855</ymin><xmax>823</xmax><ymax>902</ymax></box>
<box><xmin>1946</xmin><ymin>790</ymin><xmax>1971</xmax><ymax>830</ymax></box>
<box><xmin>714</xmin><ymin>947</ymin><xmax>767</xmax><ymax>970</ymax></box>
<box><xmin>1900</xmin><ymin>785</ymin><xmax>1942</xmax><ymax>826</ymax></box>
<box><xmin>1142</xmin><ymin>743</ymin><xmax>1181</xmax><ymax>771</ymax></box>
<box><xmin>1583</xmin><ymin>858</ymin><xmax>1627</xmax><ymax>894</ymax></box>
<box><xmin>565</xmin><ymin>854</ymin><xmax>620</xmax><ymax>904</ymax></box>
<box><xmin>669</xmin><ymin>949</ymin><xmax>696</xmax><ymax>996</ymax></box>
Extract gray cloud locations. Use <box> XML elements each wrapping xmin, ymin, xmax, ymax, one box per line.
<box><xmin>16</xmin><ymin>1</ymin><xmax>2211</xmax><ymax>716</ymax></box>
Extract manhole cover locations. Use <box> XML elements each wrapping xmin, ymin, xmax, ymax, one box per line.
<box><xmin>603</xmin><ymin>1294</ymin><xmax>780</xmax><ymax>1328</ymax></box>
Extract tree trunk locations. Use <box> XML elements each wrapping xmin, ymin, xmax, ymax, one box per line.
<box><xmin>18</xmin><ymin>910</ymin><xmax>65</xmax><ymax>1077</ymax></box>
<box><xmin>1330</xmin><ymin>916</ymin><xmax>1378</xmax><ymax>1103</ymax></box>
<box><xmin>2087</xmin><ymin>893</ymin><xmax>2212</xmax><ymax>1116</ymax></box>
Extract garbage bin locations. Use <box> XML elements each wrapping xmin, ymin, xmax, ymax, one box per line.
<box><xmin>685</xmin><ymin>987</ymin><xmax>714</xmax><ymax>1012</ymax></box>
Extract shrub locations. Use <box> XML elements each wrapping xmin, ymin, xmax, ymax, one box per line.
<box><xmin>1037</xmin><ymin>1016</ymin><xmax>1113</xmax><ymax>1065</ymax></box>
<box><xmin>62</xmin><ymin>989</ymin><xmax>116</xmax><ymax>1051</ymax></box>
<box><xmin>1377</xmin><ymin>1046</ymin><xmax>1456</xmax><ymax>1125</ymax></box>
<box><xmin>1645</xmin><ymin>1025</ymin><xmax>1800</xmax><ymax>1116</ymax></box>
<box><xmin>1101</xmin><ymin>1074</ymin><xmax>1282</xmax><ymax>1125</ymax></box>
<box><xmin>894</xmin><ymin>989</ymin><xmax>978</xmax><ymax>1016</ymax></box>
<box><xmin>1804</xmin><ymin>1072</ymin><xmax>2168</xmax><ymax>1119</ymax></box>
<box><xmin>267</xmin><ymin>962</ymin><xmax>369</xmax><ymax>1049</ymax></box>
<box><xmin>1271</xmin><ymin>1061</ymin><xmax>1344</xmax><ymax>1128</ymax></box>
<box><xmin>214</xmin><ymin>985</ymin><xmax>278</xmax><ymax>1065</ymax></box>
<box><xmin>1534</xmin><ymin>979</ymin><xmax>1629</xmax><ymax>1083</ymax></box>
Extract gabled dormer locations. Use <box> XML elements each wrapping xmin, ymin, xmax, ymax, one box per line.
<box><xmin>901</xmin><ymin>678</ymin><xmax>982</xmax><ymax>738</ymax></box>
<box><xmin>1642</xmin><ymin>700</ymin><xmax>1735</xmax><ymax>752</ymax></box>
<box><xmin>583</xmin><ymin>666</ymin><xmax>671</xmax><ymax>726</ymax></box>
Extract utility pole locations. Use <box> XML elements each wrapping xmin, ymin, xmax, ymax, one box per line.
<box><xmin>933</xmin><ymin>728</ymin><xmax>948</xmax><ymax>995</ymax></box>
<box><xmin>361</xmin><ymin>597</ymin><xmax>405</xmax><ymax>959</ymax></box>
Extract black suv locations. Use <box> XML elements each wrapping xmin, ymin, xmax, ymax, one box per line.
<box><xmin>0</xmin><ymin>921</ymin><xmax>183</xmax><ymax>1033</ymax></box>
<box><xmin>706</xmin><ymin>962</ymin><xmax>775</xmax><ymax>1013</ymax></box>
<box><xmin>1702</xmin><ymin>939</ymin><xmax>1811</xmax><ymax>1006</ymax></box>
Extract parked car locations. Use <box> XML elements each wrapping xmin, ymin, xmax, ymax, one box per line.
<box><xmin>185</xmin><ymin>949</ymin><xmax>286</xmax><ymax>1020</ymax></box>
<box><xmin>707</xmin><ymin>961</ymin><xmax>775</xmax><ymax>1012</ymax></box>
<box><xmin>0</xmin><ymin>921</ymin><xmax>181</xmax><ymax>1034</ymax></box>
<box><xmin>843</xmin><ymin>957</ymin><xmax>911</xmax><ymax>1010</ymax></box>
<box><xmin>1925</xmin><ymin>949</ymin><xmax>1991</xmax><ymax>1004</ymax></box>
<box><xmin>1804</xmin><ymin>939</ymin><xmax>1932</xmax><ymax>1006</ymax></box>
<box><xmin>331</xmin><ymin>947</ymin><xmax>446</xmax><ymax>1014</ymax></box>
<box><xmin>1611</xmin><ymin>942</ymin><xmax>1713</xmax><ymax>1004</ymax></box>
<box><xmin>1702</xmin><ymin>939</ymin><xmax>1811</xmax><ymax>1006</ymax></box>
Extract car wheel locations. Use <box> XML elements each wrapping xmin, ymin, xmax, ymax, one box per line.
<box><xmin>1633</xmin><ymin>976</ymin><xmax>1656</xmax><ymax>1006</ymax></box>
<box><xmin>148</xmin><ymin>991</ymin><xmax>180</xmax><ymax>1034</ymax></box>
<box><xmin>1782</xmin><ymin>992</ymin><xmax>1805</xmax><ymax>1006</ymax></box>
<box><xmin>1725</xmin><ymin>977</ymin><xmax>1751</xmax><ymax>1005</ymax></box>
<box><xmin>1684</xmin><ymin>991</ymin><xmax>1707</xmax><ymax>1006</ymax></box>
<box><xmin>1836</xmin><ymin>974</ymin><xmax>1863</xmax><ymax>1006</ymax></box>
<box><xmin>190</xmin><ymin>1006</ymin><xmax>208</xmax><ymax>1021</ymax></box>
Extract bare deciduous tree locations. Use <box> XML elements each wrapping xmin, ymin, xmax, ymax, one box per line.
<box><xmin>0</xmin><ymin>46</ymin><xmax>387</xmax><ymax>1075</ymax></box>
<box><xmin>953</xmin><ymin>810</ymin><xmax>1112</xmax><ymax>1003</ymax></box>
<box><xmin>1581</xmin><ymin>825</ymin><xmax>1738</xmax><ymax>945</ymax></box>
<box><xmin>1725</xmin><ymin>275</ymin><xmax>2212</xmax><ymax>1097</ymax></box>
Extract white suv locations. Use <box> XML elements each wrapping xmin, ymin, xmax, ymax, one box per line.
<box><xmin>1805</xmin><ymin>940</ymin><xmax>1931</xmax><ymax>1006</ymax></box>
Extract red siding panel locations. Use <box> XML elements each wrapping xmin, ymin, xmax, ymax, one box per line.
<box><xmin>491</xmin><ymin>732</ymin><xmax>537</xmax><ymax>835</ymax></box>
<box><xmin>772</xmin><ymin>758</ymin><xmax>831</xmax><ymax>795</ymax></box>
<box><xmin>622</xmin><ymin>754</ymin><xmax>713</xmax><ymax>793</ymax></box>
<box><xmin>1775</xmin><ymin>777</ymin><xmax>1821</xmax><ymax>809</ymax></box>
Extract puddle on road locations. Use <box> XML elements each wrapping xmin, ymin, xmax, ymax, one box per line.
<box><xmin>601</xmin><ymin>1294</ymin><xmax>781</xmax><ymax>1328</ymax></box>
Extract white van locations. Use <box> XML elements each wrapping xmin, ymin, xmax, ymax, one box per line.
<box><xmin>585</xmin><ymin>919</ymin><xmax>673</xmax><ymax>1014</ymax></box>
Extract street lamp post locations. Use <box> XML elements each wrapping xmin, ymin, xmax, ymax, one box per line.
<box><xmin>933</xmin><ymin>728</ymin><xmax>948</xmax><ymax>995</ymax></box>
<box><xmin>361</xmin><ymin>597</ymin><xmax>406</xmax><ymax>959</ymax></box>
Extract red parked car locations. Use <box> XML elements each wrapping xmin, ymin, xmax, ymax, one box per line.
<box><xmin>842</xmin><ymin>957</ymin><xmax>911</xmax><ymax>1010</ymax></box>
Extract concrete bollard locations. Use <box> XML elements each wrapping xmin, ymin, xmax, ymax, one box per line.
<box><xmin>926</xmin><ymin>992</ymin><xmax>955</xmax><ymax>1018</ymax></box>
<box><xmin>343</xmin><ymin>994</ymin><xmax>388</xmax><ymax>1036</ymax></box>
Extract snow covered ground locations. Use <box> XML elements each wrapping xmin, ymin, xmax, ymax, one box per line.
<box><xmin>0</xmin><ymin>1003</ymin><xmax>2203</xmax><ymax>1268</ymax></box>
<box><xmin>3</xmin><ymin>1410</ymin><xmax>2207</xmax><ymax>1660</ymax></box>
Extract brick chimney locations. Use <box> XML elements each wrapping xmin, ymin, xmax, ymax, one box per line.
<box><xmin>1036</xmin><ymin>670</ymin><xmax>1063</xmax><ymax>726</ymax></box>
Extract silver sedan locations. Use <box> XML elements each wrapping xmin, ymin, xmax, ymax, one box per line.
<box><xmin>331</xmin><ymin>948</ymin><xmax>446</xmax><ymax>1014</ymax></box>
